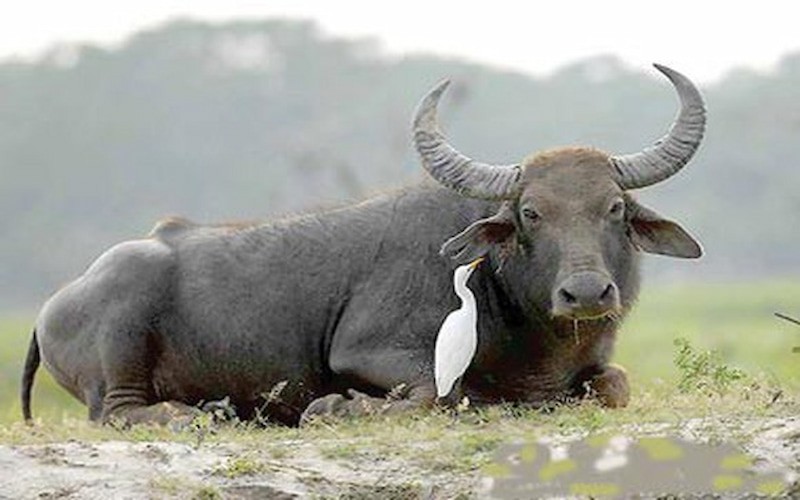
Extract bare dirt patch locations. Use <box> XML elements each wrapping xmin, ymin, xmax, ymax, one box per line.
<box><xmin>0</xmin><ymin>436</ymin><xmax>468</xmax><ymax>499</ymax></box>
<box><xmin>0</xmin><ymin>415</ymin><xmax>797</xmax><ymax>499</ymax></box>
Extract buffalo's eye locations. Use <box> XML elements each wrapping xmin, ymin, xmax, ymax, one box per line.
<box><xmin>521</xmin><ymin>206</ymin><xmax>541</xmax><ymax>223</ymax></box>
<box><xmin>608</xmin><ymin>198</ymin><xmax>625</xmax><ymax>220</ymax></box>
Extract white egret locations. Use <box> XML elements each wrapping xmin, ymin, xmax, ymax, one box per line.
<box><xmin>434</xmin><ymin>257</ymin><xmax>484</xmax><ymax>399</ymax></box>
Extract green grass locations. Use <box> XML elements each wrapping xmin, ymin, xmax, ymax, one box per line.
<box><xmin>0</xmin><ymin>380</ymin><xmax>793</xmax><ymax>474</ymax></box>
<box><xmin>1</xmin><ymin>279</ymin><xmax>798</xmax><ymax>426</ymax></box>
<box><xmin>617</xmin><ymin>280</ymin><xmax>800</xmax><ymax>386</ymax></box>
<box><xmin>0</xmin><ymin>315</ymin><xmax>84</xmax><ymax>423</ymax></box>
<box><xmin>212</xmin><ymin>454</ymin><xmax>266</xmax><ymax>478</ymax></box>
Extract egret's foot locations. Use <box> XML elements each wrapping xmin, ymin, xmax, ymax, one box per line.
<box><xmin>583</xmin><ymin>363</ymin><xmax>630</xmax><ymax>408</ymax></box>
<box><xmin>435</xmin><ymin>389</ymin><xmax>468</xmax><ymax>410</ymax></box>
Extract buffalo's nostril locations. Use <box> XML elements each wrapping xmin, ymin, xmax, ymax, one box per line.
<box><xmin>559</xmin><ymin>289</ymin><xmax>577</xmax><ymax>304</ymax></box>
<box><xmin>600</xmin><ymin>284</ymin><xmax>615</xmax><ymax>301</ymax></box>
<box><xmin>552</xmin><ymin>272</ymin><xmax>619</xmax><ymax>319</ymax></box>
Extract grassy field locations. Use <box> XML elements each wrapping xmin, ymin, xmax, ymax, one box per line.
<box><xmin>0</xmin><ymin>280</ymin><xmax>798</xmax><ymax>425</ymax></box>
<box><xmin>618</xmin><ymin>280</ymin><xmax>800</xmax><ymax>384</ymax></box>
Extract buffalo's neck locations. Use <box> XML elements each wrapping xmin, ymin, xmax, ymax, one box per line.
<box><xmin>466</xmin><ymin>273</ymin><xmax>624</xmax><ymax>404</ymax></box>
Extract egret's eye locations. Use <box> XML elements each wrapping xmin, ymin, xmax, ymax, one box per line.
<box><xmin>521</xmin><ymin>206</ymin><xmax>541</xmax><ymax>223</ymax></box>
<box><xmin>608</xmin><ymin>198</ymin><xmax>625</xmax><ymax>220</ymax></box>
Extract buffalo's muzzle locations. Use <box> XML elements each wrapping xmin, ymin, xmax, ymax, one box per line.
<box><xmin>552</xmin><ymin>271</ymin><xmax>620</xmax><ymax>319</ymax></box>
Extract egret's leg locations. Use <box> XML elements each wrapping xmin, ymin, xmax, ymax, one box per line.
<box><xmin>435</xmin><ymin>376</ymin><xmax>466</xmax><ymax>408</ymax></box>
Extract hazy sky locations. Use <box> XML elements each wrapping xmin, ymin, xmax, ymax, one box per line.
<box><xmin>1</xmin><ymin>1</ymin><xmax>798</xmax><ymax>82</ymax></box>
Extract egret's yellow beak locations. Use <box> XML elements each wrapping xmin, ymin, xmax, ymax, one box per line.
<box><xmin>469</xmin><ymin>257</ymin><xmax>485</xmax><ymax>269</ymax></box>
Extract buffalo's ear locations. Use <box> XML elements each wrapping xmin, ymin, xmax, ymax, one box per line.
<box><xmin>627</xmin><ymin>200</ymin><xmax>702</xmax><ymax>258</ymax></box>
<box><xmin>441</xmin><ymin>202</ymin><xmax>517</xmax><ymax>265</ymax></box>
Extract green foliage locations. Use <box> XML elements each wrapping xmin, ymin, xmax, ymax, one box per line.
<box><xmin>188</xmin><ymin>412</ymin><xmax>216</xmax><ymax>449</ymax></box>
<box><xmin>458</xmin><ymin>432</ymin><xmax>503</xmax><ymax>455</ymax></box>
<box><xmin>553</xmin><ymin>402</ymin><xmax>609</xmax><ymax>433</ymax></box>
<box><xmin>192</xmin><ymin>485</ymin><xmax>222</xmax><ymax>500</ymax></box>
<box><xmin>212</xmin><ymin>454</ymin><xmax>264</xmax><ymax>478</ymax></box>
<box><xmin>672</xmin><ymin>338</ymin><xmax>746</xmax><ymax>394</ymax></box>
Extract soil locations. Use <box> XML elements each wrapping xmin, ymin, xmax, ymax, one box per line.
<box><xmin>0</xmin><ymin>416</ymin><xmax>797</xmax><ymax>499</ymax></box>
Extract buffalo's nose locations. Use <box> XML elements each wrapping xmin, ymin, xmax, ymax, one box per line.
<box><xmin>552</xmin><ymin>271</ymin><xmax>619</xmax><ymax>319</ymax></box>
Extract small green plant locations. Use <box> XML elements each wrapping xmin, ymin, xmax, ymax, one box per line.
<box><xmin>212</xmin><ymin>454</ymin><xmax>264</xmax><ymax>478</ymax></box>
<box><xmin>553</xmin><ymin>402</ymin><xmax>609</xmax><ymax>433</ymax></box>
<box><xmin>193</xmin><ymin>485</ymin><xmax>222</xmax><ymax>500</ymax></box>
<box><xmin>673</xmin><ymin>337</ymin><xmax>746</xmax><ymax>394</ymax></box>
<box><xmin>189</xmin><ymin>412</ymin><xmax>215</xmax><ymax>449</ymax></box>
<box><xmin>459</xmin><ymin>432</ymin><xmax>502</xmax><ymax>456</ymax></box>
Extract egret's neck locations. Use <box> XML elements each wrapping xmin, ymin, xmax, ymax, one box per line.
<box><xmin>454</xmin><ymin>276</ymin><xmax>477</xmax><ymax>305</ymax></box>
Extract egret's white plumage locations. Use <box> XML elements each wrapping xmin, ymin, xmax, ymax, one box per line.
<box><xmin>434</xmin><ymin>258</ymin><xmax>483</xmax><ymax>399</ymax></box>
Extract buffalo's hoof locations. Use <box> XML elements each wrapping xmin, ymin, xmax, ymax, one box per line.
<box><xmin>587</xmin><ymin>363</ymin><xmax>630</xmax><ymax>408</ymax></box>
<box><xmin>300</xmin><ymin>393</ymin><xmax>349</xmax><ymax>425</ymax></box>
<box><xmin>299</xmin><ymin>390</ymin><xmax>385</xmax><ymax>425</ymax></box>
<box><xmin>201</xmin><ymin>396</ymin><xmax>238</xmax><ymax>422</ymax></box>
<box><xmin>104</xmin><ymin>401</ymin><xmax>201</xmax><ymax>429</ymax></box>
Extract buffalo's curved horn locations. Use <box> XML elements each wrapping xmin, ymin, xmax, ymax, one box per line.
<box><xmin>610</xmin><ymin>64</ymin><xmax>706</xmax><ymax>190</ymax></box>
<box><xmin>412</xmin><ymin>80</ymin><xmax>520</xmax><ymax>200</ymax></box>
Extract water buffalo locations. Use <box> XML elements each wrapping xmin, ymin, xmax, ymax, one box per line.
<box><xmin>22</xmin><ymin>64</ymin><xmax>705</xmax><ymax>426</ymax></box>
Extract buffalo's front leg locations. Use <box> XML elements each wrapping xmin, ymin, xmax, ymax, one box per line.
<box><xmin>576</xmin><ymin>363</ymin><xmax>630</xmax><ymax>408</ymax></box>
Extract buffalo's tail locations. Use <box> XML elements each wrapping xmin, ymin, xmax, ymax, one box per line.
<box><xmin>21</xmin><ymin>329</ymin><xmax>40</xmax><ymax>423</ymax></box>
